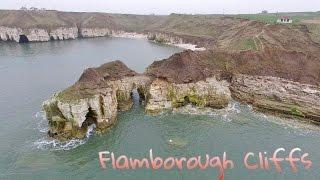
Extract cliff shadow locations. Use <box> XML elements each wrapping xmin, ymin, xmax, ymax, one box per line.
<box><xmin>19</xmin><ymin>35</ymin><xmax>29</xmax><ymax>43</ymax></box>
<box><xmin>82</xmin><ymin>107</ymin><xmax>98</xmax><ymax>130</ymax></box>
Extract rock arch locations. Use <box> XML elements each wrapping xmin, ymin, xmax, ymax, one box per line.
<box><xmin>82</xmin><ymin>107</ymin><xmax>98</xmax><ymax>129</ymax></box>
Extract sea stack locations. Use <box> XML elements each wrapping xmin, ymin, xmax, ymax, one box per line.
<box><xmin>43</xmin><ymin>61</ymin><xmax>151</xmax><ymax>140</ymax></box>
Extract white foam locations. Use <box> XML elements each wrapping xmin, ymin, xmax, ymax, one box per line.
<box><xmin>172</xmin><ymin>101</ymin><xmax>241</xmax><ymax>122</ymax></box>
<box><xmin>34</xmin><ymin>138</ymin><xmax>87</xmax><ymax>151</ymax></box>
<box><xmin>34</xmin><ymin>111</ymin><xmax>49</xmax><ymax>133</ymax></box>
<box><xmin>33</xmin><ymin>111</ymin><xmax>96</xmax><ymax>151</ymax></box>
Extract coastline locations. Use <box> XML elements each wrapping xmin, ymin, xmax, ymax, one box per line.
<box><xmin>0</xmin><ymin>26</ymin><xmax>207</xmax><ymax>51</ymax></box>
<box><xmin>110</xmin><ymin>32</ymin><xmax>206</xmax><ymax>51</ymax></box>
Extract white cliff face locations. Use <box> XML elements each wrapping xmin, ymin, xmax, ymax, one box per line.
<box><xmin>107</xmin><ymin>76</ymin><xmax>152</xmax><ymax>110</ymax></box>
<box><xmin>49</xmin><ymin>27</ymin><xmax>78</xmax><ymax>40</ymax></box>
<box><xmin>0</xmin><ymin>26</ymin><xmax>21</xmax><ymax>42</ymax></box>
<box><xmin>111</xmin><ymin>31</ymin><xmax>147</xmax><ymax>39</ymax></box>
<box><xmin>0</xmin><ymin>26</ymin><xmax>206</xmax><ymax>50</ymax></box>
<box><xmin>145</xmin><ymin>77</ymin><xmax>231</xmax><ymax>114</ymax></box>
<box><xmin>26</xmin><ymin>29</ymin><xmax>50</xmax><ymax>41</ymax></box>
<box><xmin>80</xmin><ymin>28</ymin><xmax>111</xmax><ymax>38</ymax></box>
<box><xmin>147</xmin><ymin>32</ymin><xmax>206</xmax><ymax>51</ymax></box>
<box><xmin>44</xmin><ymin>87</ymin><xmax>117</xmax><ymax>129</ymax></box>
<box><xmin>0</xmin><ymin>26</ymin><xmax>79</xmax><ymax>42</ymax></box>
<box><xmin>42</xmin><ymin>75</ymin><xmax>151</xmax><ymax>140</ymax></box>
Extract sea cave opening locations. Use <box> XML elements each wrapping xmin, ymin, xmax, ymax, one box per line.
<box><xmin>132</xmin><ymin>89</ymin><xmax>141</xmax><ymax>106</ymax></box>
<box><xmin>82</xmin><ymin>107</ymin><xmax>98</xmax><ymax>130</ymax></box>
<box><xmin>19</xmin><ymin>35</ymin><xmax>29</xmax><ymax>43</ymax></box>
<box><xmin>182</xmin><ymin>96</ymin><xmax>198</xmax><ymax>106</ymax></box>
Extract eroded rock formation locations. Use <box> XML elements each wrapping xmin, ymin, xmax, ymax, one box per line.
<box><xmin>43</xmin><ymin>49</ymin><xmax>320</xmax><ymax>140</ymax></box>
<box><xmin>31</xmin><ymin>10</ymin><xmax>320</xmax><ymax>139</ymax></box>
<box><xmin>146</xmin><ymin>49</ymin><xmax>320</xmax><ymax>121</ymax></box>
<box><xmin>145</xmin><ymin>77</ymin><xmax>231</xmax><ymax>114</ymax></box>
<box><xmin>0</xmin><ymin>26</ymin><xmax>79</xmax><ymax>42</ymax></box>
<box><xmin>231</xmin><ymin>74</ymin><xmax>320</xmax><ymax>121</ymax></box>
<box><xmin>43</xmin><ymin>61</ymin><xmax>151</xmax><ymax>140</ymax></box>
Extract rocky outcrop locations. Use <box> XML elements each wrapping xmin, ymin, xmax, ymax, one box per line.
<box><xmin>43</xmin><ymin>88</ymin><xmax>118</xmax><ymax>140</ymax></box>
<box><xmin>145</xmin><ymin>77</ymin><xmax>231</xmax><ymax>114</ymax></box>
<box><xmin>42</xmin><ymin>58</ymin><xmax>233</xmax><ymax>140</ymax></box>
<box><xmin>42</xmin><ymin>48</ymin><xmax>320</xmax><ymax>140</ymax></box>
<box><xmin>146</xmin><ymin>49</ymin><xmax>320</xmax><ymax>86</ymax></box>
<box><xmin>146</xmin><ymin>49</ymin><xmax>320</xmax><ymax>122</ymax></box>
<box><xmin>43</xmin><ymin>61</ymin><xmax>151</xmax><ymax>140</ymax></box>
<box><xmin>230</xmin><ymin>74</ymin><xmax>320</xmax><ymax>121</ymax></box>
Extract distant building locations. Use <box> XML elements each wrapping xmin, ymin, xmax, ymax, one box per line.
<box><xmin>277</xmin><ymin>17</ymin><xmax>293</xmax><ymax>24</ymax></box>
<box><xmin>29</xmin><ymin>7</ymin><xmax>38</xmax><ymax>11</ymax></box>
<box><xmin>20</xmin><ymin>6</ymin><xmax>28</xmax><ymax>11</ymax></box>
<box><xmin>261</xmin><ymin>10</ymin><xmax>268</xmax><ymax>14</ymax></box>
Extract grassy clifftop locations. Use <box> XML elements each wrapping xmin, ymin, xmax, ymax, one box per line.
<box><xmin>1</xmin><ymin>10</ymin><xmax>320</xmax><ymax>54</ymax></box>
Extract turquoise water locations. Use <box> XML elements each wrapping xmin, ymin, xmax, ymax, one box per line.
<box><xmin>1</xmin><ymin>37</ymin><xmax>320</xmax><ymax>180</ymax></box>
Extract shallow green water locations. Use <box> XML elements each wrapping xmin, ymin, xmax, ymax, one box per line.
<box><xmin>1</xmin><ymin>37</ymin><xmax>320</xmax><ymax>180</ymax></box>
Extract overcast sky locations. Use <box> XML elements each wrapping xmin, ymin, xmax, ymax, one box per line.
<box><xmin>1</xmin><ymin>0</ymin><xmax>319</xmax><ymax>14</ymax></box>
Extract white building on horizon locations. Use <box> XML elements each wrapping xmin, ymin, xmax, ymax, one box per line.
<box><xmin>277</xmin><ymin>17</ymin><xmax>293</xmax><ymax>24</ymax></box>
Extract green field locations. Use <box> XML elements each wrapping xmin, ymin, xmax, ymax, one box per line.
<box><xmin>233</xmin><ymin>11</ymin><xmax>320</xmax><ymax>24</ymax></box>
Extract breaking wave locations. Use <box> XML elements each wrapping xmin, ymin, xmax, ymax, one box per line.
<box><xmin>33</xmin><ymin>111</ymin><xmax>96</xmax><ymax>151</ymax></box>
<box><xmin>172</xmin><ymin>101</ymin><xmax>242</xmax><ymax>122</ymax></box>
<box><xmin>34</xmin><ymin>111</ymin><xmax>49</xmax><ymax>133</ymax></box>
<box><xmin>34</xmin><ymin>124</ymin><xmax>95</xmax><ymax>151</ymax></box>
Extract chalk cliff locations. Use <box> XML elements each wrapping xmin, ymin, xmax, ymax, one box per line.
<box><xmin>43</xmin><ymin>48</ymin><xmax>320</xmax><ymax>140</ymax></box>
<box><xmin>2</xmin><ymin>10</ymin><xmax>320</xmax><ymax>59</ymax></box>
<box><xmin>43</xmin><ymin>61</ymin><xmax>151</xmax><ymax>140</ymax></box>
<box><xmin>146</xmin><ymin>49</ymin><xmax>320</xmax><ymax>121</ymax></box>
<box><xmin>145</xmin><ymin>77</ymin><xmax>231</xmax><ymax>114</ymax></box>
<box><xmin>25</xmin><ymin>10</ymin><xmax>320</xmax><ymax>140</ymax></box>
<box><xmin>0</xmin><ymin>26</ymin><xmax>79</xmax><ymax>42</ymax></box>
<box><xmin>79</xmin><ymin>28</ymin><xmax>111</xmax><ymax>38</ymax></box>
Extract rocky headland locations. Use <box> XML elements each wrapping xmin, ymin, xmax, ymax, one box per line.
<box><xmin>43</xmin><ymin>47</ymin><xmax>320</xmax><ymax>140</ymax></box>
<box><xmin>43</xmin><ymin>61</ymin><xmax>151</xmax><ymax>140</ymax></box>
<box><xmin>4</xmin><ymin>10</ymin><xmax>317</xmax><ymax>139</ymax></box>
